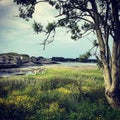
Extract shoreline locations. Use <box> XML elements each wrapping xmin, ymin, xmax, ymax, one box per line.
<box><xmin>0</xmin><ymin>63</ymin><xmax>97</xmax><ymax>77</ymax></box>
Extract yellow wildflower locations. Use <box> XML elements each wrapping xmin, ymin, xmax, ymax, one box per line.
<box><xmin>57</xmin><ymin>87</ymin><xmax>71</xmax><ymax>94</ymax></box>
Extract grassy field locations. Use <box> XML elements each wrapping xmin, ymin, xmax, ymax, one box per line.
<box><xmin>0</xmin><ymin>66</ymin><xmax>120</xmax><ymax>120</ymax></box>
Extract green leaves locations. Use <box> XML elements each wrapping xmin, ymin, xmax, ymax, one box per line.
<box><xmin>32</xmin><ymin>21</ymin><xmax>43</xmax><ymax>34</ymax></box>
<box><xmin>81</xmin><ymin>22</ymin><xmax>91</xmax><ymax>31</ymax></box>
<box><xmin>32</xmin><ymin>21</ymin><xmax>56</xmax><ymax>34</ymax></box>
<box><xmin>49</xmin><ymin>0</ymin><xmax>55</xmax><ymax>6</ymax></box>
<box><xmin>18</xmin><ymin>5</ymin><xmax>35</xmax><ymax>20</ymax></box>
<box><xmin>46</xmin><ymin>22</ymin><xmax>56</xmax><ymax>33</ymax></box>
<box><xmin>70</xmin><ymin>23</ymin><xmax>82</xmax><ymax>40</ymax></box>
<box><xmin>79</xmin><ymin>52</ymin><xmax>91</xmax><ymax>62</ymax></box>
<box><xmin>93</xmin><ymin>40</ymin><xmax>99</xmax><ymax>47</ymax></box>
<box><xmin>14</xmin><ymin>0</ymin><xmax>36</xmax><ymax>6</ymax></box>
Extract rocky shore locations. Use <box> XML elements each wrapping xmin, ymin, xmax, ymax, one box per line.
<box><xmin>0</xmin><ymin>52</ymin><xmax>57</xmax><ymax>69</ymax></box>
<box><xmin>0</xmin><ymin>52</ymin><xmax>97</xmax><ymax>69</ymax></box>
<box><xmin>0</xmin><ymin>52</ymin><xmax>58</xmax><ymax>77</ymax></box>
<box><xmin>0</xmin><ymin>52</ymin><xmax>97</xmax><ymax>77</ymax></box>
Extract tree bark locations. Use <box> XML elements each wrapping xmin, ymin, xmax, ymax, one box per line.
<box><xmin>104</xmin><ymin>0</ymin><xmax>120</xmax><ymax>110</ymax></box>
<box><xmin>104</xmin><ymin>33</ymin><xmax>120</xmax><ymax>110</ymax></box>
<box><xmin>91</xmin><ymin>0</ymin><xmax>120</xmax><ymax>110</ymax></box>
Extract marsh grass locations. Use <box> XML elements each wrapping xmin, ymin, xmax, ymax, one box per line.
<box><xmin>0</xmin><ymin>67</ymin><xmax>120</xmax><ymax>120</ymax></box>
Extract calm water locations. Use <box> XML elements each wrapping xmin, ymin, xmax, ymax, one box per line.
<box><xmin>58</xmin><ymin>62</ymin><xmax>96</xmax><ymax>67</ymax></box>
<box><xmin>0</xmin><ymin>62</ymin><xmax>97</xmax><ymax>77</ymax></box>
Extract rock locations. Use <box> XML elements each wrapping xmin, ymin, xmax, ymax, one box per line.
<box><xmin>22</xmin><ymin>62</ymin><xmax>39</xmax><ymax>67</ymax></box>
<box><xmin>35</xmin><ymin>57</ymin><xmax>56</xmax><ymax>64</ymax></box>
<box><xmin>0</xmin><ymin>53</ymin><xmax>22</xmax><ymax>68</ymax></box>
<box><xmin>0</xmin><ymin>52</ymin><xmax>58</xmax><ymax>69</ymax></box>
<box><xmin>20</xmin><ymin>54</ymin><xmax>30</xmax><ymax>64</ymax></box>
<box><xmin>31</xmin><ymin>56</ymin><xmax>37</xmax><ymax>63</ymax></box>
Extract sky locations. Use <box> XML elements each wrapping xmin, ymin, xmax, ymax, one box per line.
<box><xmin>0</xmin><ymin>0</ymin><xmax>96</xmax><ymax>58</ymax></box>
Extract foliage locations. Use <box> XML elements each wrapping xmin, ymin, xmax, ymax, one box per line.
<box><xmin>0</xmin><ymin>67</ymin><xmax>120</xmax><ymax>119</ymax></box>
<box><xmin>32</xmin><ymin>21</ymin><xmax>43</xmax><ymax>34</ymax></box>
<box><xmin>46</xmin><ymin>22</ymin><xmax>56</xmax><ymax>33</ymax></box>
<box><xmin>79</xmin><ymin>51</ymin><xmax>91</xmax><ymax>62</ymax></box>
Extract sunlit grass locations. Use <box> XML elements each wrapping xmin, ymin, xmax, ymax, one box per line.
<box><xmin>0</xmin><ymin>67</ymin><xmax>120</xmax><ymax>120</ymax></box>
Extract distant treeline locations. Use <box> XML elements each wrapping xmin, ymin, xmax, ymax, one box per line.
<box><xmin>51</xmin><ymin>57</ymin><xmax>97</xmax><ymax>63</ymax></box>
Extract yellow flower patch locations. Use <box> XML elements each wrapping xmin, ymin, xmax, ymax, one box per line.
<box><xmin>49</xmin><ymin>102</ymin><xmax>59</xmax><ymax>112</ymax></box>
<box><xmin>7</xmin><ymin>95</ymin><xmax>35</xmax><ymax>109</ymax></box>
<box><xmin>82</xmin><ymin>86</ymin><xmax>91</xmax><ymax>91</ymax></box>
<box><xmin>0</xmin><ymin>98</ymin><xmax>4</xmax><ymax>104</ymax></box>
<box><xmin>57</xmin><ymin>87</ymin><xmax>71</xmax><ymax>94</ymax></box>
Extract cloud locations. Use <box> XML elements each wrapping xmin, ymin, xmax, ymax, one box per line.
<box><xmin>0</xmin><ymin>0</ymin><xmax>12</xmax><ymax>6</ymax></box>
<box><xmin>0</xmin><ymin>1</ymin><xmax>58</xmax><ymax>40</ymax></box>
<box><xmin>33</xmin><ymin>2</ymin><xmax>58</xmax><ymax>24</ymax></box>
<box><xmin>0</xmin><ymin>0</ymin><xmax>17</xmax><ymax>17</ymax></box>
<box><xmin>0</xmin><ymin>0</ymin><xmax>33</xmax><ymax>42</ymax></box>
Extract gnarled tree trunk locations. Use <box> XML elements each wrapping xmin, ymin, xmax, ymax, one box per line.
<box><xmin>104</xmin><ymin>1</ymin><xmax>120</xmax><ymax>109</ymax></box>
<box><xmin>104</xmin><ymin>40</ymin><xmax>120</xmax><ymax>109</ymax></box>
<box><xmin>91</xmin><ymin>0</ymin><xmax>120</xmax><ymax>110</ymax></box>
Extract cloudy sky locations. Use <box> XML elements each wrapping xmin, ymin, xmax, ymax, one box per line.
<box><xmin>0</xmin><ymin>0</ymin><xmax>96</xmax><ymax>58</ymax></box>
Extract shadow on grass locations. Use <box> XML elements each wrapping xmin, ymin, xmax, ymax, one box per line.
<box><xmin>0</xmin><ymin>88</ymin><xmax>8</xmax><ymax>98</ymax></box>
<box><xmin>0</xmin><ymin>103</ymin><xmax>34</xmax><ymax>120</ymax></box>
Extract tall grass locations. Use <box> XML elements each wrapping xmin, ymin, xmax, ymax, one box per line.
<box><xmin>0</xmin><ymin>67</ymin><xmax>120</xmax><ymax>120</ymax></box>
